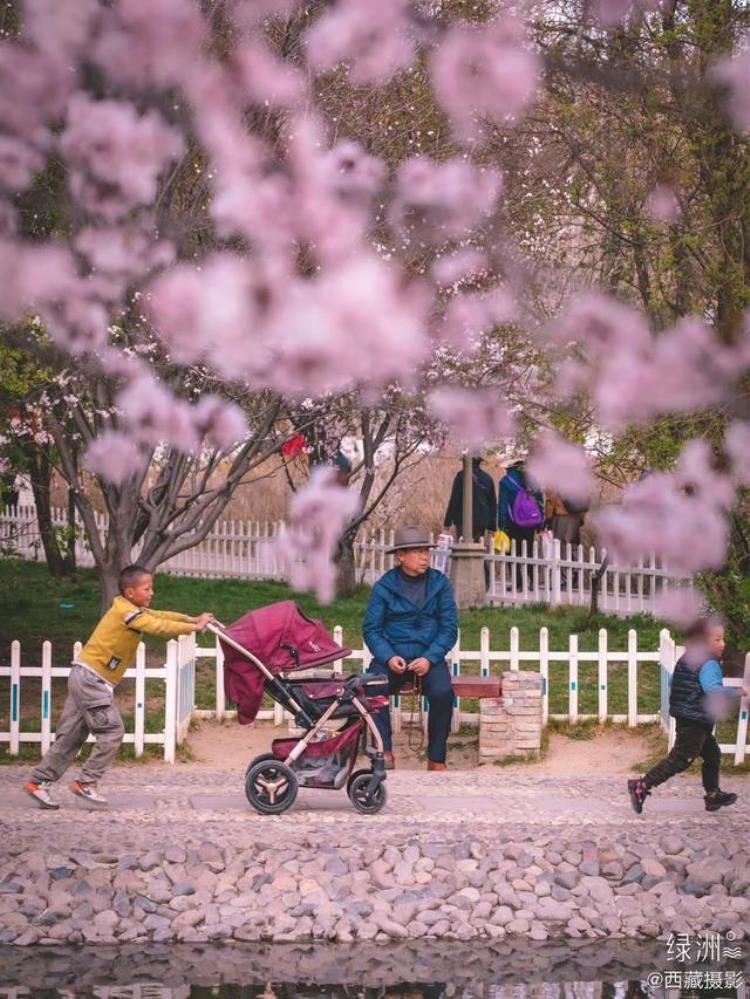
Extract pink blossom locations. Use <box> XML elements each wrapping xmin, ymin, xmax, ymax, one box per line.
<box><xmin>655</xmin><ymin>588</ymin><xmax>706</xmax><ymax>628</ymax></box>
<box><xmin>117</xmin><ymin>376</ymin><xmax>199</xmax><ymax>453</ymax></box>
<box><xmin>23</xmin><ymin>0</ymin><xmax>96</xmax><ymax>59</ymax></box>
<box><xmin>550</xmin><ymin>291</ymin><xmax>651</xmax><ymax>356</ymax></box>
<box><xmin>526</xmin><ymin>432</ymin><xmax>593</xmax><ymax>506</ymax></box>
<box><xmin>226</xmin><ymin>0</ymin><xmax>301</xmax><ymax>31</ymax></box>
<box><xmin>427</xmin><ymin>386</ymin><xmax>515</xmax><ymax>449</ymax></box>
<box><xmin>233</xmin><ymin>42</ymin><xmax>304</xmax><ymax>108</ymax></box>
<box><xmin>261</xmin><ymin>255</ymin><xmax>429</xmax><ymax>396</ymax></box>
<box><xmin>592</xmin><ymin>0</ymin><xmax>661</xmax><ymax>26</ymax></box>
<box><xmin>430</xmin><ymin>17</ymin><xmax>541</xmax><ymax>142</ymax></box>
<box><xmin>84</xmin><ymin>431</ymin><xmax>147</xmax><ymax>485</ymax></box>
<box><xmin>725</xmin><ymin>420</ymin><xmax>750</xmax><ymax>486</ymax></box>
<box><xmin>193</xmin><ymin>397</ymin><xmax>248</xmax><ymax>451</ymax></box>
<box><xmin>323</xmin><ymin>142</ymin><xmax>386</xmax><ymax>198</ymax></box>
<box><xmin>438</xmin><ymin>286</ymin><xmax>517</xmax><ymax>350</ymax></box>
<box><xmin>76</xmin><ymin>222</ymin><xmax>174</xmax><ymax>303</ymax></box>
<box><xmin>39</xmin><ymin>295</ymin><xmax>110</xmax><ymax>355</ymax></box>
<box><xmin>60</xmin><ymin>95</ymin><xmax>183</xmax><ymax>220</ymax></box>
<box><xmin>595</xmin><ymin>441</ymin><xmax>734</xmax><ymax>573</ymax></box>
<box><xmin>646</xmin><ymin>184</ymin><xmax>680</xmax><ymax>223</ymax></box>
<box><xmin>390</xmin><ymin>158</ymin><xmax>501</xmax><ymax>243</ymax></box>
<box><xmin>0</xmin><ymin>43</ymin><xmax>71</xmax><ymax>141</ymax></box>
<box><xmin>93</xmin><ymin>0</ymin><xmax>206</xmax><ymax>89</ymax></box>
<box><xmin>0</xmin><ymin>204</ymin><xmax>17</xmax><ymax>236</ymax></box>
<box><xmin>0</xmin><ymin>136</ymin><xmax>45</xmax><ymax>193</ymax></box>
<box><xmin>271</xmin><ymin>466</ymin><xmax>361</xmax><ymax>603</ymax></box>
<box><xmin>713</xmin><ymin>50</ymin><xmax>750</xmax><ymax>132</ymax></box>
<box><xmin>305</xmin><ymin>0</ymin><xmax>415</xmax><ymax>84</ymax></box>
<box><xmin>432</xmin><ymin>250</ymin><xmax>488</xmax><ymax>286</ymax></box>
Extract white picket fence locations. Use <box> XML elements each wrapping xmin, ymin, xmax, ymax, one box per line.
<box><xmin>0</xmin><ymin>634</ymin><xmax>196</xmax><ymax>763</ymax></box>
<box><xmin>4</xmin><ymin>626</ymin><xmax>749</xmax><ymax>762</ymax></box>
<box><xmin>1</xmin><ymin>505</ymin><xmax>688</xmax><ymax>613</ymax></box>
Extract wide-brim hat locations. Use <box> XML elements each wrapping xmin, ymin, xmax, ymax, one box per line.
<box><xmin>386</xmin><ymin>525</ymin><xmax>436</xmax><ymax>554</ymax></box>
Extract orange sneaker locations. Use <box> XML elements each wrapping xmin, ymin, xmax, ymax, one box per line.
<box><xmin>69</xmin><ymin>780</ymin><xmax>107</xmax><ymax>805</ymax></box>
<box><xmin>383</xmin><ymin>752</ymin><xmax>396</xmax><ymax>770</ymax></box>
<box><xmin>427</xmin><ymin>761</ymin><xmax>447</xmax><ymax>771</ymax></box>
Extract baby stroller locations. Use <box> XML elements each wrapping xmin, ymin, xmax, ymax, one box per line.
<box><xmin>208</xmin><ymin>601</ymin><xmax>389</xmax><ymax>815</ymax></box>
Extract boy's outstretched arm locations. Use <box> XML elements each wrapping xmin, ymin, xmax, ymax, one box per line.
<box><xmin>126</xmin><ymin>608</ymin><xmax>214</xmax><ymax>637</ymax></box>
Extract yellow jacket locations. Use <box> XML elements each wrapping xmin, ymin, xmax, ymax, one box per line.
<box><xmin>74</xmin><ymin>595</ymin><xmax>194</xmax><ymax>685</ymax></box>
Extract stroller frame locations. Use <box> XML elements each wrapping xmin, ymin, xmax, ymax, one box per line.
<box><xmin>208</xmin><ymin>621</ymin><xmax>388</xmax><ymax>814</ymax></box>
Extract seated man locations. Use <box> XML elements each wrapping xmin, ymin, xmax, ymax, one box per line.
<box><xmin>363</xmin><ymin>525</ymin><xmax>458</xmax><ymax>771</ymax></box>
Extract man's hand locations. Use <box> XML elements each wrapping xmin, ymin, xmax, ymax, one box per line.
<box><xmin>194</xmin><ymin>612</ymin><xmax>215</xmax><ymax>632</ymax></box>
<box><xmin>408</xmin><ymin>657</ymin><xmax>431</xmax><ymax>677</ymax></box>
<box><xmin>388</xmin><ymin>656</ymin><xmax>408</xmax><ymax>674</ymax></box>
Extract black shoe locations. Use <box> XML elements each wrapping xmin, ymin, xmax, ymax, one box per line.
<box><xmin>704</xmin><ymin>789</ymin><xmax>737</xmax><ymax>812</ymax></box>
<box><xmin>627</xmin><ymin>777</ymin><xmax>650</xmax><ymax>815</ymax></box>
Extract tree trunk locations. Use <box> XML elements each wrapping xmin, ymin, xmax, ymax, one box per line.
<box><xmin>98</xmin><ymin>562</ymin><xmax>121</xmax><ymax>612</ymax></box>
<box><xmin>335</xmin><ymin>533</ymin><xmax>358</xmax><ymax>596</ymax></box>
<box><xmin>25</xmin><ymin>447</ymin><xmax>69</xmax><ymax>578</ymax></box>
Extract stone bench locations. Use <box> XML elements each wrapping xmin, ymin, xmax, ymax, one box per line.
<box><xmin>395</xmin><ymin>671</ymin><xmax>543</xmax><ymax>763</ymax></box>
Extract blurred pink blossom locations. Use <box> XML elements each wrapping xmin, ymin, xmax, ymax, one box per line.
<box><xmin>193</xmin><ymin>397</ymin><xmax>248</xmax><ymax>451</ymax></box>
<box><xmin>655</xmin><ymin>588</ymin><xmax>707</xmax><ymax>628</ymax></box>
<box><xmin>427</xmin><ymin>386</ymin><xmax>515</xmax><ymax>449</ymax></box>
<box><xmin>551</xmin><ymin>291</ymin><xmax>651</xmax><ymax>356</ymax></box>
<box><xmin>0</xmin><ymin>43</ymin><xmax>71</xmax><ymax>140</ymax></box>
<box><xmin>390</xmin><ymin>158</ymin><xmax>501</xmax><ymax>243</ymax></box>
<box><xmin>646</xmin><ymin>184</ymin><xmax>681</xmax><ymax>223</ymax></box>
<box><xmin>526</xmin><ymin>432</ymin><xmax>593</xmax><ymax>506</ymax></box>
<box><xmin>593</xmin><ymin>0</ymin><xmax>661</xmax><ymax>26</ymax></box>
<box><xmin>233</xmin><ymin>42</ymin><xmax>304</xmax><ymax>107</ymax></box>
<box><xmin>60</xmin><ymin>96</ymin><xmax>183</xmax><ymax>220</ymax></box>
<box><xmin>93</xmin><ymin>0</ymin><xmax>206</xmax><ymax>88</ymax></box>
<box><xmin>84</xmin><ymin>431</ymin><xmax>147</xmax><ymax>485</ymax></box>
<box><xmin>431</xmin><ymin>17</ymin><xmax>541</xmax><ymax>141</ymax></box>
<box><xmin>272</xmin><ymin>466</ymin><xmax>361</xmax><ymax>603</ymax></box>
<box><xmin>118</xmin><ymin>377</ymin><xmax>199</xmax><ymax>453</ymax></box>
<box><xmin>725</xmin><ymin>420</ymin><xmax>750</xmax><ymax>486</ymax></box>
<box><xmin>714</xmin><ymin>50</ymin><xmax>750</xmax><ymax>133</ymax></box>
<box><xmin>23</xmin><ymin>0</ymin><xmax>96</xmax><ymax>59</ymax></box>
<box><xmin>76</xmin><ymin>222</ymin><xmax>175</xmax><ymax>303</ymax></box>
<box><xmin>596</xmin><ymin>441</ymin><xmax>734</xmax><ymax>573</ymax></box>
<box><xmin>432</xmin><ymin>250</ymin><xmax>488</xmax><ymax>286</ymax></box>
<box><xmin>439</xmin><ymin>286</ymin><xmax>517</xmax><ymax>349</ymax></box>
<box><xmin>0</xmin><ymin>136</ymin><xmax>45</xmax><ymax>193</ymax></box>
<box><xmin>323</xmin><ymin>142</ymin><xmax>386</xmax><ymax>198</ymax></box>
<box><xmin>305</xmin><ymin>0</ymin><xmax>415</xmax><ymax>84</ymax></box>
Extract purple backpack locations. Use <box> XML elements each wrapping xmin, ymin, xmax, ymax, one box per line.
<box><xmin>510</xmin><ymin>485</ymin><xmax>543</xmax><ymax>528</ymax></box>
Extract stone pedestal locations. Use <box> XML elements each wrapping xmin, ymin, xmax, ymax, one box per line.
<box><xmin>479</xmin><ymin>670</ymin><xmax>543</xmax><ymax>763</ymax></box>
<box><xmin>448</xmin><ymin>541</ymin><xmax>486</xmax><ymax>609</ymax></box>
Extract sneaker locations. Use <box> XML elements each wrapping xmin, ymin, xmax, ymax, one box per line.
<box><xmin>627</xmin><ymin>777</ymin><xmax>650</xmax><ymax>815</ymax></box>
<box><xmin>705</xmin><ymin>789</ymin><xmax>737</xmax><ymax>812</ymax></box>
<box><xmin>24</xmin><ymin>781</ymin><xmax>60</xmax><ymax>810</ymax></box>
<box><xmin>69</xmin><ymin>780</ymin><xmax>107</xmax><ymax>805</ymax></box>
<box><xmin>383</xmin><ymin>752</ymin><xmax>396</xmax><ymax>771</ymax></box>
<box><xmin>427</xmin><ymin>760</ymin><xmax>448</xmax><ymax>771</ymax></box>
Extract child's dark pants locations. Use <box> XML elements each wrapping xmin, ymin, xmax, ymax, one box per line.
<box><xmin>644</xmin><ymin>717</ymin><xmax>721</xmax><ymax>793</ymax></box>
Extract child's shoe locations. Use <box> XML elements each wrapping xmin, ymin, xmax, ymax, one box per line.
<box><xmin>704</xmin><ymin>789</ymin><xmax>737</xmax><ymax>812</ymax></box>
<box><xmin>24</xmin><ymin>780</ymin><xmax>60</xmax><ymax>810</ymax></box>
<box><xmin>69</xmin><ymin>780</ymin><xmax>107</xmax><ymax>805</ymax></box>
<box><xmin>627</xmin><ymin>777</ymin><xmax>650</xmax><ymax>814</ymax></box>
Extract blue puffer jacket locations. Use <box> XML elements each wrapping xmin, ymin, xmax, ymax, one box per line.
<box><xmin>363</xmin><ymin>567</ymin><xmax>459</xmax><ymax>666</ymax></box>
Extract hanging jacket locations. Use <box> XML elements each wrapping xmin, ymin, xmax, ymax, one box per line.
<box><xmin>498</xmin><ymin>468</ymin><xmax>544</xmax><ymax>532</ymax></box>
<box><xmin>363</xmin><ymin>567</ymin><xmax>458</xmax><ymax>667</ymax></box>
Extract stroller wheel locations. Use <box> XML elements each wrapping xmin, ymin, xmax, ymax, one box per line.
<box><xmin>244</xmin><ymin>753</ymin><xmax>279</xmax><ymax>780</ymax></box>
<box><xmin>347</xmin><ymin>771</ymin><xmax>387</xmax><ymax>815</ymax></box>
<box><xmin>245</xmin><ymin>759</ymin><xmax>298</xmax><ymax>815</ymax></box>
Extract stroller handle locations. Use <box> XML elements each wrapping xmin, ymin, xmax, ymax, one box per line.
<box><xmin>206</xmin><ymin>620</ymin><xmax>227</xmax><ymax>634</ymax></box>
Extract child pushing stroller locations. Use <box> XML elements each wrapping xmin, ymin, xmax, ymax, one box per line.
<box><xmin>214</xmin><ymin>601</ymin><xmax>389</xmax><ymax>815</ymax></box>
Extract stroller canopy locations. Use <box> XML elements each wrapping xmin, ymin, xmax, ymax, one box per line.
<box><xmin>221</xmin><ymin>601</ymin><xmax>352</xmax><ymax>725</ymax></box>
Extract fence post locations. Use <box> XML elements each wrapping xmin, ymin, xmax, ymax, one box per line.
<box><xmin>539</xmin><ymin>627</ymin><xmax>549</xmax><ymax>726</ymax></box>
<box><xmin>134</xmin><ymin>642</ymin><xmax>146</xmax><ymax>757</ymax></box>
<box><xmin>215</xmin><ymin>635</ymin><xmax>226</xmax><ymax>720</ymax></box>
<box><xmin>597</xmin><ymin>628</ymin><xmax>608</xmax><ymax>723</ymax></box>
<box><xmin>735</xmin><ymin>652</ymin><xmax>750</xmax><ymax>766</ymax></box>
<box><xmin>509</xmin><ymin>626</ymin><xmax>519</xmax><ymax>671</ymax></box>
<box><xmin>333</xmin><ymin>626</ymin><xmax>344</xmax><ymax>676</ymax></box>
<box><xmin>627</xmin><ymin>629</ymin><xmax>638</xmax><ymax>727</ymax></box>
<box><xmin>480</xmin><ymin>626</ymin><xmax>490</xmax><ymax>678</ymax></box>
<box><xmin>164</xmin><ymin>640</ymin><xmax>177</xmax><ymax>764</ymax></box>
<box><xmin>41</xmin><ymin>641</ymin><xmax>52</xmax><ymax>755</ymax></box>
<box><xmin>451</xmin><ymin>629</ymin><xmax>461</xmax><ymax>733</ymax></box>
<box><xmin>569</xmin><ymin>634</ymin><xmax>578</xmax><ymax>724</ymax></box>
<box><xmin>10</xmin><ymin>640</ymin><xmax>20</xmax><ymax>755</ymax></box>
<box><xmin>550</xmin><ymin>539</ymin><xmax>561</xmax><ymax>606</ymax></box>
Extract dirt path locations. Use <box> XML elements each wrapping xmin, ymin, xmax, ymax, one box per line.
<box><xmin>183</xmin><ymin>716</ymin><xmax>659</xmax><ymax>775</ymax></box>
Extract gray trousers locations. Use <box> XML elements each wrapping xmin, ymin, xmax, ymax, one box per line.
<box><xmin>30</xmin><ymin>664</ymin><xmax>125</xmax><ymax>784</ymax></box>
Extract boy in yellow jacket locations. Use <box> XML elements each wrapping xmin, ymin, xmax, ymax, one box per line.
<box><xmin>24</xmin><ymin>564</ymin><xmax>214</xmax><ymax>808</ymax></box>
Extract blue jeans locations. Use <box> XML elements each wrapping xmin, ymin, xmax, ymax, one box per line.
<box><xmin>366</xmin><ymin>659</ymin><xmax>454</xmax><ymax>763</ymax></box>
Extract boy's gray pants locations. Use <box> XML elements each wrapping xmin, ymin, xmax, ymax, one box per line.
<box><xmin>30</xmin><ymin>664</ymin><xmax>124</xmax><ymax>784</ymax></box>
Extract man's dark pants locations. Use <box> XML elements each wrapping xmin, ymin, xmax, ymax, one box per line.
<box><xmin>366</xmin><ymin>660</ymin><xmax>454</xmax><ymax>764</ymax></box>
<box><xmin>644</xmin><ymin>717</ymin><xmax>721</xmax><ymax>792</ymax></box>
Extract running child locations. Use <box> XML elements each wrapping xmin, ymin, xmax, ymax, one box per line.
<box><xmin>24</xmin><ymin>564</ymin><xmax>214</xmax><ymax>808</ymax></box>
